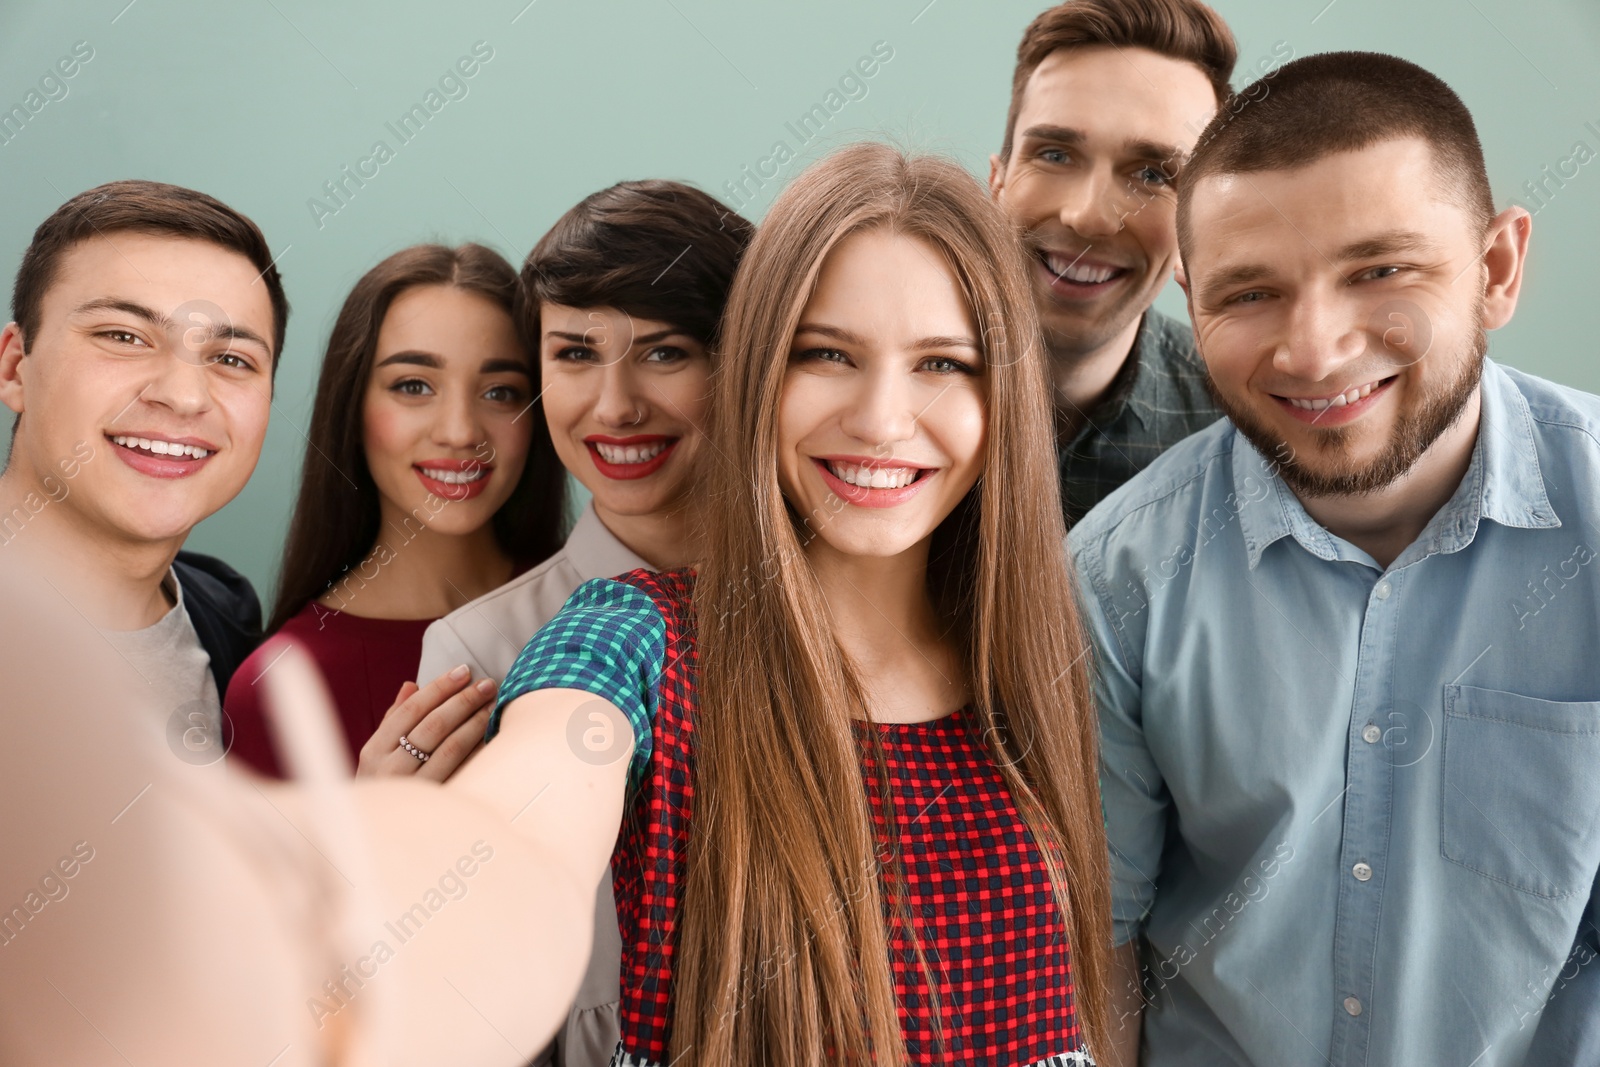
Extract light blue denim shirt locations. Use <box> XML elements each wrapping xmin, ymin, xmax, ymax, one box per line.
<box><xmin>1069</xmin><ymin>359</ymin><xmax>1600</xmax><ymax>1066</ymax></box>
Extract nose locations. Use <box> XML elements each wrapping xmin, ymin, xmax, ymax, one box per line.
<box><xmin>838</xmin><ymin>365</ymin><xmax>918</xmax><ymax>450</ymax></box>
<box><xmin>141</xmin><ymin>348</ymin><xmax>216</xmax><ymax>417</ymax></box>
<box><xmin>592</xmin><ymin>360</ymin><xmax>646</xmax><ymax>428</ymax></box>
<box><xmin>1274</xmin><ymin>285</ymin><xmax>1367</xmax><ymax>384</ymax></box>
<box><xmin>431</xmin><ymin>387</ymin><xmax>484</xmax><ymax>450</ymax></box>
<box><xmin>1057</xmin><ymin>165</ymin><xmax>1127</xmax><ymax>240</ymax></box>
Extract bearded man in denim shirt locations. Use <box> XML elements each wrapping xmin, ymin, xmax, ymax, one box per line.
<box><xmin>1072</xmin><ymin>52</ymin><xmax>1600</xmax><ymax>1067</ymax></box>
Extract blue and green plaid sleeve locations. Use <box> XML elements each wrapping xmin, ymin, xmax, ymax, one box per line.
<box><xmin>486</xmin><ymin>578</ymin><xmax>666</xmax><ymax>790</ymax></box>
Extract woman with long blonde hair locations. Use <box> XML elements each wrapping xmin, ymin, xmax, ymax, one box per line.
<box><xmin>451</xmin><ymin>141</ymin><xmax>1112</xmax><ymax>1064</ymax></box>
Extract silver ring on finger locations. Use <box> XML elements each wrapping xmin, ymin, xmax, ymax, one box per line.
<box><xmin>398</xmin><ymin>734</ymin><xmax>431</xmax><ymax>763</ymax></box>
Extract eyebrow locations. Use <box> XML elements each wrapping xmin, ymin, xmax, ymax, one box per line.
<box><xmin>1334</xmin><ymin>231</ymin><xmax>1443</xmax><ymax>261</ymax></box>
<box><xmin>544</xmin><ymin>327</ymin><xmax>689</xmax><ymax>347</ymax></box>
<box><xmin>375</xmin><ymin>351</ymin><xmax>531</xmax><ymax>376</ymax></box>
<box><xmin>1195</xmin><ymin>264</ymin><xmax>1274</xmax><ymax>305</ymax></box>
<box><xmin>1018</xmin><ymin>124</ymin><xmax>1187</xmax><ymax>166</ymax></box>
<box><xmin>375</xmin><ymin>350</ymin><xmax>441</xmax><ymax>369</ymax></box>
<box><xmin>72</xmin><ymin>297</ymin><xmax>272</xmax><ymax>354</ymax></box>
<box><xmin>794</xmin><ymin>322</ymin><xmax>980</xmax><ymax>353</ymax></box>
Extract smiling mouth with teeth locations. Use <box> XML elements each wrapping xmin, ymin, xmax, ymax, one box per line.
<box><xmin>1282</xmin><ymin>377</ymin><xmax>1393</xmax><ymax>412</ymax></box>
<box><xmin>824</xmin><ymin>460</ymin><xmax>924</xmax><ymax>490</ymax></box>
<box><xmin>1040</xmin><ymin>249</ymin><xmax>1127</xmax><ymax>287</ymax></box>
<box><xmin>109</xmin><ymin>434</ymin><xmax>212</xmax><ymax>459</ymax></box>
<box><xmin>419</xmin><ymin>467</ymin><xmax>488</xmax><ymax>485</ymax></box>
<box><xmin>593</xmin><ymin>440</ymin><xmax>669</xmax><ymax>465</ymax></box>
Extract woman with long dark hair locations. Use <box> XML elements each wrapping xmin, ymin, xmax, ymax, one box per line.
<box><xmin>358</xmin><ymin>181</ymin><xmax>754</xmax><ymax>1067</ymax></box>
<box><xmin>446</xmin><ymin>143</ymin><xmax>1113</xmax><ymax>1065</ymax></box>
<box><xmin>224</xmin><ymin>242</ymin><xmax>565</xmax><ymax>776</ymax></box>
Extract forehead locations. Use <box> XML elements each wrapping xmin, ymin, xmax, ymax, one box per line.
<box><xmin>46</xmin><ymin>233</ymin><xmax>275</xmax><ymax>338</ymax></box>
<box><xmin>1015</xmin><ymin>45</ymin><xmax>1218</xmax><ymax>150</ymax></box>
<box><xmin>1185</xmin><ymin>138</ymin><xmax>1480</xmax><ymax>275</ymax></box>
<box><xmin>381</xmin><ymin>285</ymin><xmax>512</xmax><ymax>343</ymax></box>
<box><xmin>803</xmin><ymin>229</ymin><xmax>975</xmax><ymax>335</ymax></box>
<box><xmin>538</xmin><ymin>302</ymin><xmax>682</xmax><ymax>340</ymax></box>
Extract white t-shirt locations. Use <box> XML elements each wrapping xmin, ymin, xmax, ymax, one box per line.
<box><xmin>100</xmin><ymin>569</ymin><xmax>222</xmax><ymax>762</ymax></box>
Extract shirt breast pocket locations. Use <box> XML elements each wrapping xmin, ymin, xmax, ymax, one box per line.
<box><xmin>1441</xmin><ymin>685</ymin><xmax>1600</xmax><ymax>899</ymax></box>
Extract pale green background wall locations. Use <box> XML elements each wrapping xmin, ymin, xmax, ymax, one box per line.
<box><xmin>2</xmin><ymin>0</ymin><xmax>1597</xmax><ymax>599</ymax></box>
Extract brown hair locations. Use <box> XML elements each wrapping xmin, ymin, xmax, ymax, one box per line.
<box><xmin>268</xmin><ymin>244</ymin><xmax>564</xmax><ymax>633</ymax></box>
<box><xmin>10</xmin><ymin>179</ymin><xmax>290</xmax><ymax>371</ymax></box>
<box><xmin>1000</xmin><ymin>0</ymin><xmax>1237</xmax><ymax>161</ymax></box>
<box><xmin>520</xmin><ymin>180</ymin><xmax>754</xmax><ymax>349</ymax></box>
<box><xmin>674</xmin><ymin>142</ymin><xmax>1112</xmax><ymax>1063</ymax></box>
<box><xmin>1177</xmin><ymin>51</ymin><xmax>1496</xmax><ymax>257</ymax></box>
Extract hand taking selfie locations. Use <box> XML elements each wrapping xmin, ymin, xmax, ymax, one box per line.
<box><xmin>357</xmin><ymin>666</ymin><xmax>496</xmax><ymax>781</ymax></box>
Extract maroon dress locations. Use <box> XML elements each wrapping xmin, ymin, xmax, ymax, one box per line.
<box><xmin>223</xmin><ymin>603</ymin><xmax>434</xmax><ymax>778</ymax></box>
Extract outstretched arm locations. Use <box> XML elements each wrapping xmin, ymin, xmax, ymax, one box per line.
<box><xmin>449</xmin><ymin>686</ymin><xmax>632</xmax><ymax>896</ymax></box>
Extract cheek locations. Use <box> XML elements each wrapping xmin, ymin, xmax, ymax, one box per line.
<box><xmin>776</xmin><ymin>375</ymin><xmax>828</xmax><ymax>484</ymax></box>
<box><xmin>214</xmin><ymin>383</ymin><xmax>272</xmax><ymax>453</ymax></box>
<box><xmin>361</xmin><ymin>389</ymin><xmax>422</xmax><ymax>470</ymax></box>
<box><xmin>1196</xmin><ymin>317</ymin><xmax>1264</xmax><ymax>386</ymax></box>
<box><xmin>937</xmin><ymin>389</ymin><xmax>988</xmax><ymax>471</ymax></box>
<box><xmin>1007</xmin><ymin>170</ymin><xmax>1065</xmax><ymax>222</ymax></box>
<box><xmin>652</xmin><ymin>365</ymin><xmax>713</xmax><ymax>426</ymax></box>
<box><xmin>538</xmin><ymin>366</ymin><xmax>591</xmax><ymax>434</ymax></box>
<box><xmin>1129</xmin><ymin>201</ymin><xmax>1179</xmax><ymax>260</ymax></box>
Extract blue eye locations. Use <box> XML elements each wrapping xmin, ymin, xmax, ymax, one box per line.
<box><xmin>1135</xmin><ymin>165</ymin><xmax>1171</xmax><ymax>187</ymax></box>
<box><xmin>1038</xmin><ymin>147</ymin><xmax>1070</xmax><ymax>165</ymax></box>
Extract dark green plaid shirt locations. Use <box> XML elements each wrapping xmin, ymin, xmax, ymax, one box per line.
<box><xmin>1057</xmin><ymin>308</ymin><xmax>1222</xmax><ymax>528</ymax></box>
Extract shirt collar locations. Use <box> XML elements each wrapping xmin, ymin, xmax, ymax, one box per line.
<box><xmin>562</xmin><ymin>500</ymin><xmax>654</xmax><ymax>580</ymax></box>
<box><xmin>1233</xmin><ymin>359</ymin><xmax>1559</xmax><ymax>571</ymax></box>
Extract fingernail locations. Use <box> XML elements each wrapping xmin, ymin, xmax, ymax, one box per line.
<box><xmin>477</xmin><ymin>678</ymin><xmax>496</xmax><ymax>693</ymax></box>
<box><xmin>450</xmin><ymin>665</ymin><xmax>470</xmax><ymax>680</ymax></box>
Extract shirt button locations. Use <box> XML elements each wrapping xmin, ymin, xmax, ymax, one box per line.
<box><xmin>1374</xmin><ymin>579</ymin><xmax>1392</xmax><ymax>600</ymax></box>
<box><xmin>1344</xmin><ymin>995</ymin><xmax>1363</xmax><ymax>1016</ymax></box>
<box><xmin>1353</xmin><ymin>862</ymin><xmax>1373</xmax><ymax>882</ymax></box>
<box><xmin>1362</xmin><ymin>724</ymin><xmax>1381</xmax><ymax>744</ymax></box>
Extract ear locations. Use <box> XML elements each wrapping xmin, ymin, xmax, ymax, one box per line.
<box><xmin>1479</xmin><ymin>205</ymin><xmax>1531</xmax><ymax>332</ymax></box>
<box><xmin>988</xmin><ymin>153</ymin><xmax>1006</xmax><ymax>201</ymax></box>
<box><xmin>0</xmin><ymin>322</ymin><xmax>27</xmax><ymax>417</ymax></box>
<box><xmin>1174</xmin><ymin>260</ymin><xmax>1202</xmax><ymax>341</ymax></box>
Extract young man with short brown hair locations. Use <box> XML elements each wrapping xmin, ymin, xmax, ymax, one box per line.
<box><xmin>0</xmin><ymin>180</ymin><xmax>287</xmax><ymax>758</ymax></box>
<box><xmin>991</xmin><ymin>0</ymin><xmax>1248</xmax><ymax>525</ymax></box>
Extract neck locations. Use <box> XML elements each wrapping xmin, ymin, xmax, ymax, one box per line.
<box><xmin>1049</xmin><ymin>313</ymin><xmax>1143</xmax><ymax>440</ymax></box>
<box><xmin>319</xmin><ymin>504</ymin><xmax>514</xmax><ymax>620</ymax></box>
<box><xmin>1296</xmin><ymin>390</ymin><xmax>1482</xmax><ymax>569</ymax></box>
<box><xmin>803</xmin><ymin>536</ymin><xmax>968</xmax><ymax>723</ymax></box>
<box><xmin>594</xmin><ymin>499</ymin><xmax>698</xmax><ymax>571</ymax></box>
<box><xmin>0</xmin><ymin>468</ymin><xmax>180</xmax><ymax>630</ymax></box>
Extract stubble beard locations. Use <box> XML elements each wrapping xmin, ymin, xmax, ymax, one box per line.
<box><xmin>1206</xmin><ymin>324</ymin><xmax>1488</xmax><ymax>498</ymax></box>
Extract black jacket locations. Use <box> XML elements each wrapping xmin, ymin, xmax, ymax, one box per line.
<box><xmin>172</xmin><ymin>550</ymin><xmax>263</xmax><ymax>699</ymax></box>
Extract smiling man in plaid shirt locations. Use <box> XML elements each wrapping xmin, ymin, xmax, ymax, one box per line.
<box><xmin>989</xmin><ymin>0</ymin><xmax>1247</xmax><ymax>526</ymax></box>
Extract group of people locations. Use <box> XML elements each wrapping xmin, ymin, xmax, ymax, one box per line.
<box><xmin>1</xmin><ymin>0</ymin><xmax>1596</xmax><ymax>1063</ymax></box>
